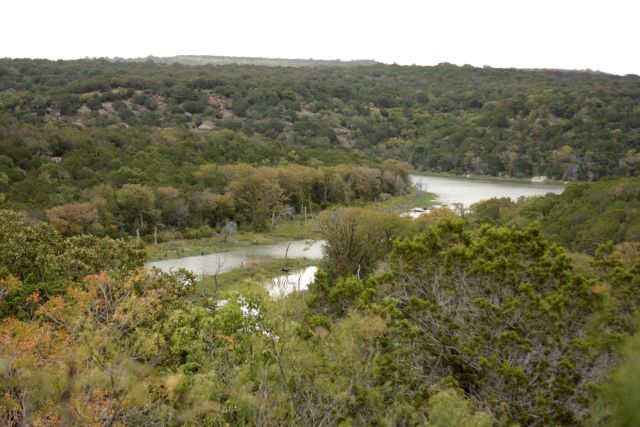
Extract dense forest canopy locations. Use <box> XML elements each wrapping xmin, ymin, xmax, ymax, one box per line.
<box><xmin>1</xmin><ymin>58</ymin><xmax>639</xmax><ymax>181</ymax></box>
<box><xmin>0</xmin><ymin>119</ymin><xmax>412</xmax><ymax>239</ymax></box>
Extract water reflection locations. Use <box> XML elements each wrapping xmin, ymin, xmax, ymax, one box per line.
<box><xmin>147</xmin><ymin>240</ymin><xmax>324</xmax><ymax>277</ymax></box>
<box><xmin>266</xmin><ymin>266</ymin><xmax>318</xmax><ymax>298</ymax></box>
<box><xmin>411</xmin><ymin>174</ymin><xmax>564</xmax><ymax>208</ymax></box>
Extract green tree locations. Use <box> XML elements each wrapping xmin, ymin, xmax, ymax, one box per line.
<box><xmin>116</xmin><ymin>184</ymin><xmax>156</xmax><ymax>241</ymax></box>
<box><xmin>226</xmin><ymin>171</ymin><xmax>288</xmax><ymax>230</ymax></box>
<box><xmin>378</xmin><ymin>221</ymin><xmax>612</xmax><ymax>425</ymax></box>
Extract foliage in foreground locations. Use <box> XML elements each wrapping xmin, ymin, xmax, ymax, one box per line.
<box><xmin>376</xmin><ymin>222</ymin><xmax>637</xmax><ymax>425</ymax></box>
<box><xmin>2</xmin><ymin>209</ymin><xmax>639</xmax><ymax>425</ymax></box>
<box><xmin>312</xmin><ymin>212</ymin><xmax>640</xmax><ymax>426</ymax></box>
<box><xmin>0</xmin><ymin>210</ymin><xmax>144</xmax><ymax>319</ymax></box>
<box><xmin>0</xmin><ymin>211</ymin><xmax>489</xmax><ymax>425</ymax></box>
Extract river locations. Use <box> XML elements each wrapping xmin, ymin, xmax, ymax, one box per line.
<box><xmin>148</xmin><ymin>174</ymin><xmax>565</xmax><ymax>296</ymax></box>
<box><xmin>147</xmin><ymin>240</ymin><xmax>323</xmax><ymax>276</ymax></box>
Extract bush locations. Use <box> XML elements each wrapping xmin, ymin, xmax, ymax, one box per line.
<box><xmin>183</xmin><ymin>224</ymin><xmax>215</xmax><ymax>240</ymax></box>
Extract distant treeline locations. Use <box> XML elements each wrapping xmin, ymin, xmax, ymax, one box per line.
<box><xmin>1</xmin><ymin>59</ymin><xmax>639</xmax><ymax>180</ymax></box>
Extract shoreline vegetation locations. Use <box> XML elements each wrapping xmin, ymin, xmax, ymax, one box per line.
<box><xmin>145</xmin><ymin>187</ymin><xmax>437</xmax><ymax>261</ymax></box>
<box><xmin>144</xmin><ymin>170</ymin><xmax>568</xmax><ymax>263</ymax></box>
<box><xmin>145</xmin><ymin>187</ymin><xmax>439</xmax><ymax>297</ymax></box>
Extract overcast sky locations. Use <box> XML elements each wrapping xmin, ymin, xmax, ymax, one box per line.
<box><xmin>2</xmin><ymin>0</ymin><xmax>638</xmax><ymax>75</ymax></box>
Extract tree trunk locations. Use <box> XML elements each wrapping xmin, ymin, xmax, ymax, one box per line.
<box><xmin>153</xmin><ymin>225</ymin><xmax>158</xmax><ymax>245</ymax></box>
<box><xmin>135</xmin><ymin>228</ymin><xmax>140</xmax><ymax>248</ymax></box>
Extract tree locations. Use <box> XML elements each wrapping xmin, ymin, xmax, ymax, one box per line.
<box><xmin>427</xmin><ymin>389</ymin><xmax>493</xmax><ymax>427</ymax></box>
<box><xmin>191</xmin><ymin>163</ymin><xmax>226</xmax><ymax>190</ymax></box>
<box><xmin>378</xmin><ymin>221</ymin><xmax>614</xmax><ymax>425</ymax></box>
<box><xmin>226</xmin><ymin>171</ymin><xmax>288</xmax><ymax>230</ymax></box>
<box><xmin>155</xmin><ymin>186</ymin><xmax>189</xmax><ymax>228</ymax></box>
<box><xmin>591</xmin><ymin>331</ymin><xmax>640</xmax><ymax>427</ymax></box>
<box><xmin>317</xmin><ymin>207</ymin><xmax>413</xmax><ymax>281</ymax></box>
<box><xmin>116</xmin><ymin>184</ymin><xmax>156</xmax><ymax>243</ymax></box>
<box><xmin>46</xmin><ymin>201</ymin><xmax>102</xmax><ymax>236</ymax></box>
<box><xmin>190</xmin><ymin>190</ymin><xmax>235</xmax><ymax>227</ymax></box>
<box><xmin>221</xmin><ymin>220</ymin><xmax>237</xmax><ymax>242</ymax></box>
<box><xmin>0</xmin><ymin>210</ymin><xmax>143</xmax><ymax>319</ymax></box>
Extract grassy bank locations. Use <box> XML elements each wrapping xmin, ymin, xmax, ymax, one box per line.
<box><xmin>366</xmin><ymin>189</ymin><xmax>438</xmax><ymax>212</ymax></box>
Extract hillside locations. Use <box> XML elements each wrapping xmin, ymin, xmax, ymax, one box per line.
<box><xmin>2</xmin><ymin>57</ymin><xmax>640</xmax><ymax>426</ymax></box>
<box><xmin>2</xmin><ymin>58</ymin><xmax>639</xmax><ymax>181</ymax></box>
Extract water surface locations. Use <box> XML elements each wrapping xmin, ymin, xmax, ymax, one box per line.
<box><xmin>411</xmin><ymin>174</ymin><xmax>564</xmax><ymax>208</ymax></box>
<box><xmin>147</xmin><ymin>240</ymin><xmax>323</xmax><ymax>276</ymax></box>
<box><xmin>266</xmin><ymin>266</ymin><xmax>319</xmax><ymax>298</ymax></box>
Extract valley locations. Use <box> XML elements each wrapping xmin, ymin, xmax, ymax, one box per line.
<box><xmin>1</xmin><ymin>57</ymin><xmax>639</xmax><ymax>426</ymax></box>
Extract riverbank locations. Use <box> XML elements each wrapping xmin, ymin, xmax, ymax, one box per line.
<box><xmin>365</xmin><ymin>189</ymin><xmax>437</xmax><ymax>212</ymax></box>
<box><xmin>146</xmin><ymin>218</ymin><xmax>318</xmax><ymax>261</ymax></box>
<box><xmin>145</xmin><ymin>188</ymin><xmax>435</xmax><ymax>261</ymax></box>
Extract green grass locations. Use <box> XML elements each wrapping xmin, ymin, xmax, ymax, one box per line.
<box><xmin>266</xmin><ymin>217</ymin><xmax>318</xmax><ymax>240</ymax></box>
<box><xmin>146</xmin><ymin>232</ymin><xmax>270</xmax><ymax>261</ymax></box>
<box><xmin>191</xmin><ymin>257</ymin><xmax>318</xmax><ymax>300</ymax></box>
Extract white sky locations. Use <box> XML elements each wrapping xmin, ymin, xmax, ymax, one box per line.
<box><xmin>2</xmin><ymin>0</ymin><xmax>639</xmax><ymax>75</ymax></box>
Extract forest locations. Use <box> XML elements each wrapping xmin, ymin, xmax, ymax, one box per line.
<box><xmin>0</xmin><ymin>121</ymin><xmax>413</xmax><ymax>240</ymax></box>
<box><xmin>1</xmin><ymin>58</ymin><xmax>640</xmax><ymax>426</ymax></box>
<box><xmin>1</xmin><ymin>58</ymin><xmax>639</xmax><ymax>182</ymax></box>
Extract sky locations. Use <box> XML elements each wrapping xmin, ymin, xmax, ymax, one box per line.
<box><xmin>2</xmin><ymin>0</ymin><xmax>639</xmax><ymax>75</ymax></box>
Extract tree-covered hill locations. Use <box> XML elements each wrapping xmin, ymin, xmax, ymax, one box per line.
<box><xmin>2</xmin><ymin>58</ymin><xmax>639</xmax><ymax>180</ymax></box>
<box><xmin>2</xmin><ymin>56</ymin><xmax>640</xmax><ymax>424</ymax></box>
<box><xmin>470</xmin><ymin>176</ymin><xmax>640</xmax><ymax>253</ymax></box>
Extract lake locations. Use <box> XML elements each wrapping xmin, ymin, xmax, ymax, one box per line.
<box><xmin>267</xmin><ymin>266</ymin><xmax>319</xmax><ymax>298</ymax></box>
<box><xmin>411</xmin><ymin>174</ymin><xmax>565</xmax><ymax>208</ymax></box>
